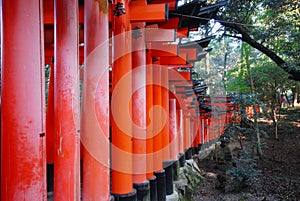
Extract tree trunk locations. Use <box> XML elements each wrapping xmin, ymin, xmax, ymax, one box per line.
<box><xmin>223</xmin><ymin>38</ymin><xmax>228</xmax><ymax>92</ymax></box>
<box><xmin>243</xmin><ymin>43</ymin><xmax>254</xmax><ymax>93</ymax></box>
<box><xmin>242</xmin><ymin>42</ymin><xmax>263</xmax><ymax>158</ymax></box>
<box><xmin>292</xmin><ymin>85</ymin><xmax>299</xmax><ymax>106</ymax></box>
<box><xmin>272</xmin><ymin>108</ymin><xmax>278</xmax><ymax>140</ymax></box>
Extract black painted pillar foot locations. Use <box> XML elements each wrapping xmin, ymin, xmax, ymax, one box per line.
<box><xmin>185</xmin><ymin>148</ymin><xmax>193</xmax><ymax>160</ymax></box>
<box><xmin>47</xmin><ymin>163</ymin><xmax>54</xmax><ymax>192</ymax></box>
<box><xmin>149</xmin><ymin>176</ymin><xmax>157</xmax><ymax>201</ymax></box>
<box><xmin>154</xmin><ymin>170</ymin><xmax>166</xmax><ymax>201</ymax></box>
<box><xmin>191</xmin><ymin>146</ymin><xmax>198</xmax><ymax>156</ymax></box>
<box><xmin>163</xmin><ymin>160</ymin><xmax>174</xmax><ymax>196</ymax></box>
<box><xmin>133</xmin><ymin>181</ymin><xmax>150</xmax><ymax>201</ymax></box>
<box><xmin>112</xmin><ymin>189</ymin><xmax>137</xmax><ymax>201</ymax></box>
<box><xmin>172</xmin><ymin>160</ymin><xmax>180</xmax><ymax>181</ymax></box>
<box><xmin>178</xmin><ymin>153</ymin><xmax>185</xmax><ymax>167</ymax></box>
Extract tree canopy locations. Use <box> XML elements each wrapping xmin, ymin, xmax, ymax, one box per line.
<box><xmin>212</xmin><ymin>0</ymin><xmax>300</xmax><ymax>81</ymax></box>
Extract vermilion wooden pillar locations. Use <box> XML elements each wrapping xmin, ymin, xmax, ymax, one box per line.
<box><xmin>146</xmin><ymin>48</ymin><xmax>159</xmax><ymax>201</ymax></box>
<box><xmin>1</xmin><ymin>0</ymin><xmax>47</xmax><ymax>200</ymax></box>
<box><xmin>54</xmin><ymin>1</ymin><xmax>80</xmax><ymax>200</ymax></box>
<box><xmin>131</xmin><ymin>22</ymin><xmax>150</xmax><ymax>200</ymax></box>
<box><xmin>184</xmin><ymin>117</ymin><xmax>191</xmax><ymax>151</ymax></box>
<box><xmin>111</xmin><ymin>0</ymin><xmax>136</xmax><ymax>198</ymax></box>
<box><xmin>200</xmin><ymin>115</ymin><xmax>205</xmax><ymax>148</ymax></box>
<box><xmin>205</xmin><ymin>117</ymin><xmax>209</xmax><ymax>146</ymax></box>
<box><xmin>152</xmin><ymin>65</ymin><xmax>167</xmax><ymax>200</ymax></box>
<box><xmin>192</xmin><ymin>116</ymin><xmax>200</xmax><ymax>150</ymax></box>
<box><xmin>161</xmin><ymin>66</ymin><xmax>170</xmax><ymax>161</ymax></box>
<box><xmin>169</xmin><ymin>99</ymin><xmax>178</xmax><ymax>160</ymax></box>
<box><xmin>146</xmin><ymin>47</ymin><xmax>154</xmax><ymax>179</ymax></box>
<box><xmin>177</xmin><ymin>109</ymin><xmax>184</xmax><ymax>155</ymax></box>
<box><xmin>152</xmin><ymin>65</ymin><xmax>163</xmax><ymax>172</ymax></box>
<box><xmin>132</xmin><ymin>22</ymin><xmax>147</xmax><ymax>184</ymax></box>
<box><xmin>81</xmin><ymin>0</ymin><xmax>110</xmax><ymax>200</ymax></box>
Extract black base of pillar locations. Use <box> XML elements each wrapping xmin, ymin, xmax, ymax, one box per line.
<box><xmin>178</xmin><ymin>153</ymin><xmax>185</xmax><ymax>167</ymax></box>
<box><xmin>198</xmin><ymin>143</ymin><xmax>203</xmax><ymax>152</ymax></box>
<box><xmin>133</xmin><ymin>181</ymin><xmax>150</xmax><ymax>201</ymax></box>
<box><xmin>163</xmin><ymin>160</ymin><xmax>174</xmax><ymax>195</ymax></box>
<box><xmin>149</xmin><ymin>176</ymin><xmax>158</xmax><ymax>201</ymax></box>
<box><xmin>112</xmin><ymin>189</ymin><xmax>137</xmax><ymax>201</ymax></box>
<box><xmin>154</xmin><ymin>170</ymin><xmax>166</xmax><ymax>201</ymax></box>
<box><xmin>47</xmin><ymin>163</ymin><xmax>54</xmax><ymax>192</ymax></box>
<box><xmin>191</xmin><ymin>146</ymin><xmax>198</xmax><ymax>156</ymax></box>
<box><xmin>185</xmin><ymin>148</ymin><xmax>193</xmax><ymax>160</ymax></box>
<box><xmin>172</xmin><ymin>160</ymin><xmax>180</xmax><ymax>181</ymax></box>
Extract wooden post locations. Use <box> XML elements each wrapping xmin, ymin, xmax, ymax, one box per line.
<box><xmin>169</xmin><ymin>99</ymin><xmax>178</xmax><ymax>160</ymax></box>
<box><xmin>146</xmin><ymin>47</ymin><xmax>154</xmax><ymax>178</ymax></box>
<box><xmin>161</xmin><ymin>66</ymin><xmax>170</xmax><ymax>161</ymax></box>
<box><xmin>111</xmin><ymin>0</ymin><xmax>136</xmax><ymax>199</ymax></box>
<box><xmin>131</xmin><ymin>22</ymin><xmax>150</xmax><ymax>199</ymax></box>
<box><xmin>54</xmin><ymin>1</ymin><xmax>80</xmax><ymax>200</ymax></box>
<box><xmin>146</xmin><ymin>48</ymin><xmax>158</xmax><ymax>201</ymax></box>
<box><xmin>1</xmin><ymin>0</ymin><xmax>47</xmax><ymax>200</ymax></box>
<box><xmin>81</xmin><ymin>0</ymin><xmax>110</xmax><ymax>200</ymax></box>
<box><xmin>153</xmin><ymin>65</ymin><xmax>163</xmax><ymax>172</ymax></box>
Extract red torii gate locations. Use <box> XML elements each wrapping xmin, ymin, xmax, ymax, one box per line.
<box><xmin>0</xmin><ymin>0</ymin><xmax>226</xmax><ymax>200</ymax></box>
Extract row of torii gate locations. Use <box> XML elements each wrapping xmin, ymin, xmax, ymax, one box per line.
<box><xmin>0</xmin><ymin>0</ymin><xmax>230</xmax><ymax>200</ymax></box>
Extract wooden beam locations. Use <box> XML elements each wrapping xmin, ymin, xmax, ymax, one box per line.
<box><xmin>179</xmin><ymin>48</ymin><xmax>197</xmax><ymax>61</ymax></box>
<box><xmin>176</xmin><ymin>27</ymin><xmax>189</xmax><ymax>38</ymax></box>
<box><xmin>129</xmin><ymin>4</ymin><xmax>168</xmax><ymax>22</ymax></box>
<box><xmin>145</xmin><ymin>28</ymin><xmax>176</xmax><ymax>42</ymax></box>
<box><xmin>159</xmin><ymin>53</ymin><xmax>188</xmax><ymax>65</ymax></box>
<box><xmin>150</xmin><ymin>43</ymin><xmax>178</xmax><ymax>57</ymax></box>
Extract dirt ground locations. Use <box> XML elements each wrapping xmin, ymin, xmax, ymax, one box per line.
<box><xmin>192</xmin><ymin>107</ymin><xmax>300</xmax><ymax>201</ymax></box>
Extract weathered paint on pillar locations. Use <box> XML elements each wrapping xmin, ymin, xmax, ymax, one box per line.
<box><xmin>153</xmin><ymin>65</ymin><xmax>163</xmax><ymax>172</ymax></box>
<box><xmin>81</xmin><ymin>0</ymin><xmax>110</xmax><ymax>200</ymax></box>
<box><xmin>146</xmin><ymin>47</ymin><xmax>154</xmax><ymax>178</ymax></box>
<box><xmin>177</xmin><ymin>109</ymin><xmax>184</xmax><ymax>154</ymax></box>
<box><xmin>169</xmin><ymin>99</ymin><xmax>178</xmax><ymax>160</ymax></box>
<box><xmin>161</xmin><ymin>66</ymin><xmax>170</xmax><ymax>161</ymax></box>
<box><xmin>184</xmin><ymin>117</ymin><xmax>191</xmax><ymax>150</ymax></box>
<box><xmin>54</xmin><ymin>0</ymin><xmax>80</xmax><ymax>200</ymax></box>
<box><xmin>200</xmin><ymin>116</ymin><xmax>205</xmax><ymax>145</ymax></box>
<box><xmin>192</xmin><ymin>116</ymin><xmax>200</xmax><ymax>148</ymax></box>
<box><xmin>1</xmin><ymin>0</ymin><xmax>47</xmax><ymax>200</ymax></box>
<box><xmin>204</xmin><ymin>117</ymin><xmax>209</xmax><ymax>144</ymax></box>
<box><xmin>111</xmin><ymin>0</ymin><xmax>134</xmax><ymax>194</ymax></box>
<box><xmin>132</xmin><ymin>22</ymin><xmax>147</xmax><ymax>183</ymax></box>
<box><xmin>189</xmin><ymin>119</ymin><xmax>194</xmax><ymax>148</ymax></box>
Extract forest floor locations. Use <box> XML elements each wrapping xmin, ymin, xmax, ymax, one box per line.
<box><xmin>192</xmin><ymin>106</ymin><xmax>300</xmax><ymax>201</ymax></box>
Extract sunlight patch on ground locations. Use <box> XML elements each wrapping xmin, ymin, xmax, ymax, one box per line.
<box><xmin>258</xmin><ymin>118</ymin><xmax>273</xmax><ymax>124</ymax></box>
<box><xmin>206</xmin><ymin>172</ymin><xmax>217</xmax><ymax>179</ymax></box>
<box><xmin>291</xmin><ymin>121</ymin><xmax>300</xmax><ymax>128</ymax></box>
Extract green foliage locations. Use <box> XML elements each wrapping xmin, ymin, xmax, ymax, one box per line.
<box><xmin>231</xmin><ymin>94</ymin><xmax>263</xmax><ymax>120</ymax></box>
<box><xmin>227</xmin><ymin>150</ymin><xmax>262</xmax><ymax>188</ymax></box>
<box><xmin>213</xmin><ymin>0</ymin><xmax>300</xmax><ymax>79</ymax></box>
<box><xmin>226</xmin><ymin>68</ymin><xmax>250</xmax><ymax>93</ymax></box>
